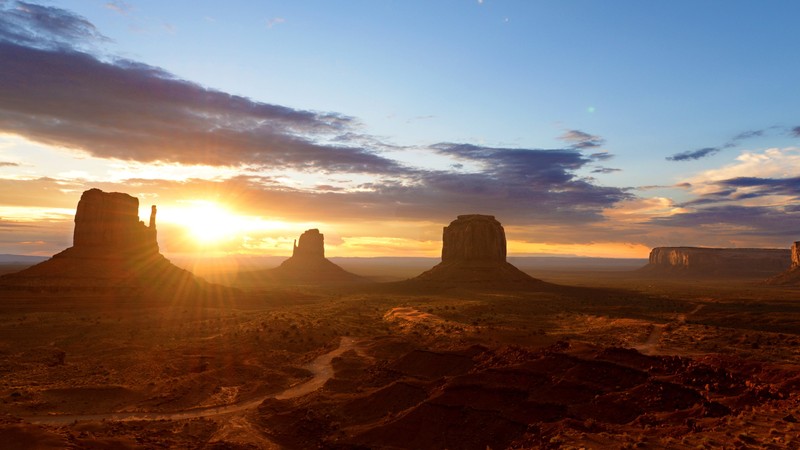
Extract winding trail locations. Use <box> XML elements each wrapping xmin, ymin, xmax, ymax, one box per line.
<box><xmin>635</xmin><ymin>303</ymin><xmax>705</xmax><ymax>354</ymax></box>
<box><xmin>23</xmin><ymin>337</ymin><xmax>357</xmax><ymax>425</ymax></box>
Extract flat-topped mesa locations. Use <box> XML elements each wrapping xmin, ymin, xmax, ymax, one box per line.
<box><xmin>292</xmin><ymin>228</ymin><xmax>325</xmax><ymax>259</ymax></box>
<box><xmin>441</xmin><ymin>214</ymin><xmax>506</xmax><ymax>263</ymax></box>
<box><xmin>414</xmin><ymin>214</ymin><xmax>541</xmax><ymax>285</ymax></box>
<box><xmin>72</xmin><ymin>188</ymin><xmax>158</xmax><ymax>255</ymax></box>
<box><xmin>643</xmin><ymin>246</ymin><xmax>790</xmax><ymax>277</ymax></box>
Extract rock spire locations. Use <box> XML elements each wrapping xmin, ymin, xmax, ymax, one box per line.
<box><xmin>0</xmin><ymin>188</ymin><xmax>216</xmax><ymax>296</ymax></box>
<box><xmin>238</xmin><ymin>228</ymin><xmax>366</xmax><ymax>286</ymax></box>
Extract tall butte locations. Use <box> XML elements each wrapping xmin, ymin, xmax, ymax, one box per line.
<box><xmin>239</xmin><ymin>228</ymin><xmax>366</xmax><ymax>285</ymax></box>
<box><xmin>414</xmin><ymin>214</ymin><xmax>542</xmax><ymax>286</ymax></box>
<box><xmin>0</xmin><ymin>188</ymin><xmax>208</xmax><ymax>293</ymax></box>
<box><xmin>768</xmin><ymin>241</ymin><xmax>800</xmax><ymax>285</ymax></box>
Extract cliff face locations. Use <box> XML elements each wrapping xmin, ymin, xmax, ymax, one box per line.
<box><xmin>0</xmin><ymin>189</ymin><xmax>212</xmax><ymax>295</ymax></box>
<box><xmin>239</xmin><ymin>228</ymin><xmax>365</xmax><ymax>285</ymax></box>
<box><xmin>72</xmin><ymin>188</ymin><xmax>158</xmax><ymax>255</ymax></box>
<box><xmin>415</xmin><ymin>214</ymin><xmax>541</xmax><ymax>286</ymax></box>
<box><xmin>441</xmin><ymin>215</ymin><xmax>506</xmax><ymax>263</ymax></box>
<box><xmin>292</xmin><ymin>229</ymin><xmax>325</xmax><ymax>259</ymax></box>
<box><xmin>768</xmin><ymin>241</ymin><xmax>800</xmax><ymax>285</ymax></box>
<box><xmin>644</xmin><ymin>247</ymin><xmax>791</xmax><ymax>277</ymax></box>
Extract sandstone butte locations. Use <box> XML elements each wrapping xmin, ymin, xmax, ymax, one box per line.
<box><xmin>239</xmin><ymin>228</ymin><xmax>366</xmax><ymax>285</ymax></box>
<box><xmin>640</xmin><ymin>246</ymin><xmax>791</xmax><ymax>278</ymax></box>
<box><xmin>414</xmin><ymin>214</ymin><xmax>542</xmax><ymax>286</ymax></box>
<box><xmin>0</xmin><ymin>188</ymin><xmax>213</xmax><ymax>294</ymax></box>
<box><xmin>769</xmin><ymin>241</ymin><xmax>800</xmax><ymax>284</ymax></box>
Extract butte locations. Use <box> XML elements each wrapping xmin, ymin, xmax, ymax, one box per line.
<box><xmin>0</xmin><ymin>188</ymin><xmax>218</xmax><ymax>296</ymax></box>
<box><xmin>412</xmin><ymin>214</ymin><xmax>544</xmax><ymax>288</ymax></box>
<box><xmin>238</xmin><ymin>229</ymin><xmax>366</xmax><ymax>286</ymax></box>
<box><xmin>769</xmin><ymin>241</ymin><xmax>800</xmax><ymax>284</ymax></box>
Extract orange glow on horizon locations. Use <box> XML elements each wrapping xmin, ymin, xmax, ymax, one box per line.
<box><xmin>507</xmin><ymin>240</ymin><xmax>651</xmax><ymax>259</ymax></box>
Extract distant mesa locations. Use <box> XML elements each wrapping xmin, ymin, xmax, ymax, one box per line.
<box><xmin>0</xmin><ymin>188</ymin><xmax>214</xmax><ymax>294</ymax></box>
<box><xmin>768</xmin><ymin>241</ymin><xmax>800</xmax><ymax>284</ymax></box>
<box><xmin>239</xmin><ymin>229</ymin><xmax>367</xmax><ymax>286</ymax></box>
<box><xmin>639</xmin><ymin>246</ymin><xmax>791</xmax><ymax>278</ymax></box>
<box><xmin>413</xmin><ymin>214</ymin><xmax>542</xmax><ymax>286</ymax></box>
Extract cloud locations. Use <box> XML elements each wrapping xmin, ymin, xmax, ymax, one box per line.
<box><xmin>731</xmin><ymin>129</ymin><xmax>764</xmax><ymax>141</ymax></box>
<box><xmin>791</xmin><ymin>126</ymin><xmax>800</xmax><ymax>137</ymax></box>
<box><xmin>589</xmin><ymin>152</ymin><xmax>613</xmax><ymax>161</ymax></box>
<box><xmin>266</xmin><ymin>17</ymin><xmax>285</xmax><ymax>28</ymax></box>
<box><xmin>0</xmin><ymin>1</ymin><xmax>108</xmax><ymax>50</ymax></box>
<box><xmin>558</xmin><ymin>129</ymin><xmax>605</xmax><ymax>150</ymax></box>
<box><xmin>591</xmin><ymin>167</ymin><xmax>621</xmax><ymax>174</ymax></box>
<box><xmin>666</xmin><ymin>127</ymin><xmax>776</xmax><ymax>162</ymax></box>
<box><xmin>686</xmin><ymin>148</ymin><xmax>800</xmax><ymax>186</ymax></box>
<box><xmin>0</xmin><ymin>162</ymin><xmax>20</xmax><ymax>167</ymax></box>
<box><xmin>104</xmin><ymin>1</ymin><xmax>132</xmax><ymax>16</ymax></box>
<box><xmin>652</xmin><ymin>204</ymin><xmax>800</xmax><ymax>239</ymax></box>
<box><xmin>0</xmin><ymin>42</ymin><xmax>415</xmax><ymax>175</ymax></box>
<box><xmin>666</xmin><ymin>147</ymin><xmax>720</xmax><ymax>161</ymax></box>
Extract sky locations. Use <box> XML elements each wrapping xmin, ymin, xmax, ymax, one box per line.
<box><xmin>1</xmin><ymin>0</ymin><xmax>799</xmax><ymax>259</ymax></box>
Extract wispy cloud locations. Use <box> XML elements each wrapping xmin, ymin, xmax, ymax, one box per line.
<box><xmin>558</xmin><ymin>129</ymin><xmax>605</xmax><ymax>150</ymax></box>
<box><xmin>666</xmin><ymin>147</ymin><xmax>720</xmax><ymax>161</ymax></box>
<box><xmin>666</xmin><ymin>127</ymin><xmax>777</xmax><ymax>162</ymax></box>
<box><xmin>591</xmin><ymin>167</ymin><xmax>621</xmax><ymax>174</ymax></box>
<box><xmin>266</xmin><ymin>17</ymin><xmax>285</xmax><ymax>28</ymax></box>
<box><xmin>0</xmin><ymin>162</ymin><xmax>20</xmax><ymax>167</ymax></box>
<box><xmin>104</xmin><ymin>1</ymin><xmax>132</xmax><ymax>16</ymax></box>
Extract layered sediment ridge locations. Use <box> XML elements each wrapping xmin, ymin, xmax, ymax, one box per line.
<box><xmin>640</xmin><ymin>247</ymin><xmax>790</xmax><ymax>277</ymax></box>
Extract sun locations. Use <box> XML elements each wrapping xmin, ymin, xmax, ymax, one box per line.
<box><xmin>173</xmin><ymin>200</ymin><xmax>243</xmax><ymax>245</ymax></box>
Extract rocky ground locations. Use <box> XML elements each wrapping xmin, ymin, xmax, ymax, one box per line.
<box><xmin>1</xmin><ymin>275</ymin><xmax>800</xmax><ymax>448</ymax></box>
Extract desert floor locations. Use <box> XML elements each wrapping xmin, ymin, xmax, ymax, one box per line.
<box><xmin>1</xmin><ymin>271</ymin><xmax>800</xmax><ymax>449</ymax></box>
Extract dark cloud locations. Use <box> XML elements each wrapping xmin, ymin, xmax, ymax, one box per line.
<box><xmin>424</xmin><ymin>143</ymin><xmax>630</xmax><ymax>222</ymax></box>
<box><xmin>0</xmin><ymin>1</ymin><xmax>107</xmax><ymax>50</ymax></box>
<box><xmin>791</xmin><ymin>126</ymin><xmax>800</xmax><ymax>137</ymax></box>
<box><xmin>0</xmin><ymin>42</ymin><xmax>413</xmax><ymax>174</ymax></box>
<box><xmin>666</xmin><ymin>127</ymin><xmax>775</xmax><ymax>162</ymax></box>
<box><xmin>0</xmin><ymin>162</ymin><xmax>19</xmax><ymax>167</ymax></box>
<box><xmin>731</xmin><ymin>129</ymin><xmax>764</xmax><ymax>141</ymax></box>
<box><xmin>666</xmin><ymin>147</ymin><xmax>720</xmax><ymax>161</ymax></box>
<box><xmin>653</xmin><ymin>204</ymin><xmax>800</xmax><ymax>239</ymax></box>
<box><xmin>589</xmin><ymin>152</ymin><xmax>613</xmax><ymax>161</ymax></box>
<box><xmin>558</xmin><ymin>129</ymin><xmax>605</xmax><ymax>150</ymax></box>
<box><xmin>591</xmin><ymin>168</ymin><xmax>621</xmax><ymax>174</ymax></box>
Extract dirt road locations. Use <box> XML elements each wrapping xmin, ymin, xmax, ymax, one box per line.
<box><xmin>23</xmin><ymin>337</ymin><xmax>357</xmax><ymax>425</ymax></box>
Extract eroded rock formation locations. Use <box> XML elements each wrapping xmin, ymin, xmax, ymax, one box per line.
<box><xmin>0</xmin><ymin>189</ymin><xmax>213</xmax><ymax>295</ymax></box>
<box><xmin>415</xmin><ymin>214</ymin><xmax>541</xmax><ymax>286</ymax></box>
<box><xmin>642</xmin><ymin>247</ymin><xmax>790</xmax><ymax>277</ymax></box>
<box><xmin>239</xmin><ymin>229</ymin><xmax>366</xmax><ymax>285</ymax></box>
<box><xmin>441</xmin><ymin>214</ymin><xmax>506</xmax><ymax>263</ymax></box>
<box><xmin>768</xmin><ymin>241</ymin><xmax>800</xmax><ymax>284</ymax></box>
<box><xmin>71</xmin><ymin>188</ymin><xmax>158</xmax><ymax>255</ymax></box>
<box><xmin>292</xmin><ymin>229</ymin><xmax>325</xmax><ymax>259</ymax></box>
